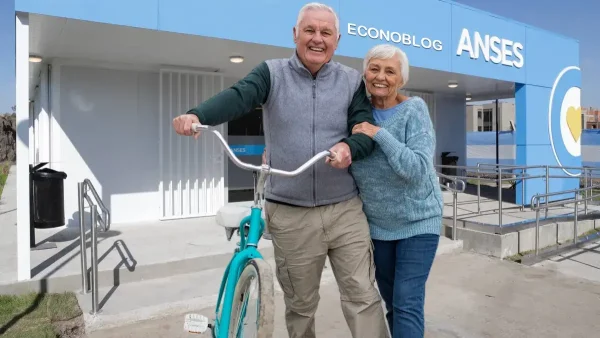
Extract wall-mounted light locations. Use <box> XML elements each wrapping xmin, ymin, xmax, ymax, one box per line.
<box><xmin>29</xmin><ymin>55</ymin><xmax>42</xmax><ymax>63</ymax></box>
<box><xmin>229</xmin><ymin>55</ymin><xmax>244</xmax><ymax>63</ymax></box>
<box><xmin>448</xmin><ymin>80</ymin><xmax>458</xmax><ymax>88</ymax></box>
<box><xmin>466</xmin><ymin>93</ymin><xmax>471</xmax><ymax>101</ymax></box>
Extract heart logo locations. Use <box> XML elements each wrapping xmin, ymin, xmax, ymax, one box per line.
<box><xmin>566</xmin><ymin>106</ymin><xmax>582</xmax><ymax>142</ymax></box>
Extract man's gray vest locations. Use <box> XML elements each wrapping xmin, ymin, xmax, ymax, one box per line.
<box><xmin>262</xmin><ymin>53</ymin><xmax>364</xmax><ymax>207</ymax></box>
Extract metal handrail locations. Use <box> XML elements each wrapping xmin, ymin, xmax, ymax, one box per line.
<box><xmin>435</xmin><ymin>163</ymin><xmax>600</xmax><ymax>227</ymax></box>
<box><xmin>530</xmin><ymin>183</ymin><xmax>600</xmax><ymax>256</ymax></box>
<box><xmin>78</xmin><ymin>179</ymin><xmax>111</xmax><ymax>315</ymax></box>
<box><xmin>83</xmin><ymin>178</ymin><xmax>110</xmax><ymax>231</ymax></box>
<box><xmin>438</xmin><ymin>172</ymin><xmax>466</xmax><ymax>193</ymax></box>
<box><xmin>84</xmin><ymin>195</ymin><xmax>107</xmax><ymax>228</ymax></box>
<box><xmin>437</xmin><ymin>173</ymin><xmax>466</xmax><ymax>241</ymax></box>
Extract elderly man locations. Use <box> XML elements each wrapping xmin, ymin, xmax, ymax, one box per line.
<box><xmin>173</xmin><ymin>3</ymin><xmax>388</xmax><ymax>337</ymax></box>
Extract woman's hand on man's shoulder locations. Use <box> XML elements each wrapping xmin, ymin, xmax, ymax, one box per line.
<box><xmin>352</xmin><ymin>122</ymin><xmax>381</xmax><ymax>139</ymax></box>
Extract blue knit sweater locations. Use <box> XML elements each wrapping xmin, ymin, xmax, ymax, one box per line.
<box><xmin>350</xmin><ymin>97</ymin><xmax>444</xmax><ymax>241</ymax></box>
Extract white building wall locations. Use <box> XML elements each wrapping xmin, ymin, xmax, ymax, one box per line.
<box><xmin>158</xmin><ymin>70</ymin><xmax>229</xmax><ymax>220</ymax></box>
<box><xmin>54</xmin><ymin>64</ymin><xmax>161</xmax><ymax>225</ymax></box>
<box><xmin>32</xmin><ymin>83</ymin><xmax>40</xmax><ymax>163</ymax></box>
<box><xmin>30</xmin><ymin>66</ymin><xmax>51</xmax><ymax>166</ymax></box>
<box><xmin>50</xmin><ymin>63</ymin><xmax>235</xmax><ymax>225</ymax></box>
<box><xmin>435</xmin><ymin>94</ymin><xmax>467</xmax><ymax>167</ymax></box>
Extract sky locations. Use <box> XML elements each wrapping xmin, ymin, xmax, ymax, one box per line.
<box><xmin>0</xmin><ymin>0</ymin><xmax>598</xmax><ymax>112</ymax></box>
<box><xmin>0</xmin><ymin>0</ymin><xmax>14</xmax><ymax>113</ymax></box>
<box><xmin>455</xmin><ymin>0</ymin><xmax>599</xmax><ymax>109</ymax></box>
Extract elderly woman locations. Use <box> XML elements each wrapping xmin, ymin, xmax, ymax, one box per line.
<box><xmin>350</xmin><ymin>44</ymin><xmax>444</xmax><ymax>337</ymax></box>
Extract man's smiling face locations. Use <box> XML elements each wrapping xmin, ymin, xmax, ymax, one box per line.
<box><xmin>293</xmin><ymin>8</ymin><xmax>339</xmax><ymax>75</ymax></box>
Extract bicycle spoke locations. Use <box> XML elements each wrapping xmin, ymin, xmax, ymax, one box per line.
<box><xmin>233</xmin><ymin>275</ymin><xmax>260</xmax><ymax>338</ymax></box>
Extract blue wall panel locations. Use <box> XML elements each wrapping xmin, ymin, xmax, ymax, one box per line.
<box><xmin>337</xmin><ymin>0</ymin><xmax>452</xmax><ymax>71</ymax></box>
<box><xmin>582</xmin><ymin>129</ymin><xmax>600</xmax><ymax>145</ymax></box>
<box><xmin>515</xmin><ymin>144</ymin><xmax>579</xmax><ymax>205</ymax></box>
<box><xmin>156</xmin><ymin>0</ymin><xmax>339</xmax><ymax>48</ymax></box>
<box><xmin>468</xmin><ymin>130</ymin><xmax>600</xmax><ymax>170</ymax></box>
<box><xmin>525</xmin><ymin>27</ymin><xmax>580</xmax><ymax>88</ymax></box>
<box><xmin>515</xmin><ymin>84</ymin><xmax>551</xmax><ymax>146</ymax></box>
<box><xmin>16</xmin><ymin>0</ymin><xmax>159</xmax><ymax>30</ymax></box>
<box><xmin>467</xmin><ymin>131</ymin><xmax>515</xmax><ymax>145</ymax></box>
<box><xmin>450</xmin><ymin>4</ymin><xmax>527</xmax><ymax>83</ymax></box>
<box><xmin>16</xmin><ymin>0</ymin><xmax>580</xmax><ymax>89</ymax></box>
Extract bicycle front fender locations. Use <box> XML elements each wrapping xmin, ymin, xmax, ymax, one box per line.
<box><xmin>215</xmin><ymin>246</ymin><xmax>263</xmax><ymax>338</ymax></box>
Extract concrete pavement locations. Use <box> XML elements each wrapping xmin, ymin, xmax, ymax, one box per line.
<box><xmin>534</xmin><ymin>238</ymin><xmax>600</xmax><ymax>284</ymax></box>
<box><xmin>0</xmin><ymin>165</ymin><xmax>17</xmax><ymax>281</ymax></box>
<box><xmin>88</xmin><ymin>250</ymin><xmax>600</xmax><ymax>338</ymax></box>
<box><xmin>76</xmin><ymin>237</ymin><xmax>462</xmax><ymax>333</ymax></box>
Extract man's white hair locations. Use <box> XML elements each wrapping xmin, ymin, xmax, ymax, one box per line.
<box><xmin>363</xmin><ymin>44</ymin><xmax>410</xmax><ymax>87</ymax></box>
<box><xmin>295</xmin><ymin>2</ymin><xmax>340</xmax><ymax>38</ymax></box>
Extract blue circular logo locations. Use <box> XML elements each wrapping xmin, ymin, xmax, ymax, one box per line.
<box><xmin>548</xmin><ymin>66</ymin><xmax>581</xmax><ymax>177</ymax></box>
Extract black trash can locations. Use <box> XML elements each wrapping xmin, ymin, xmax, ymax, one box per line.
<box><xmin>441</xmin><ymin>152</ymin><xmax>459</xmax><ymax>177</ymax></box>
<box><xmin>30</xmin><ymin>163</ymin><xmax>67</xmax><ymax>229</ymax></box>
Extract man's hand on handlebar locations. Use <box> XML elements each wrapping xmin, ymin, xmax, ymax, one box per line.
<box><xmin>173</xmin><ymin>114</ymin><xmax>201</xmax><ymax>139</ymax></box>
<box><xmin>173</xmin><ymin>117</ymin><xmax>349</xmax><ymax>169</ymax></box>
<box><xmin>326</xmin><ymin>142</ymin><xmax>351</xmax><ymax>169</ymax></box>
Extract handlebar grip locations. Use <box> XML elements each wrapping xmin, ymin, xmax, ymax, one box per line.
<box><xmin>192</xmin><ymin>123</ymin><xmax>208</xmax><ymax>133</ymax></box>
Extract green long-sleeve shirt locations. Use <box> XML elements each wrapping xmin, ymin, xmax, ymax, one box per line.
<box><xmin>187</xmin><ymin>61</ymin><xmax>375</xmax><ymax>161</ymax></box>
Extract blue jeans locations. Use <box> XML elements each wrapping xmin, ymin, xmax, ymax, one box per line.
<box><xmin>372</xmin><ymin>234</ymin><xmax>439</xmax><ymax>338</ymax></box>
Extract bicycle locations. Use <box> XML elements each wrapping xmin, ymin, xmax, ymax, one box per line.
<box><xmin>183</xmin><ymin>123</ymin><xmax>334</xmax><ymax>338</ymax></box>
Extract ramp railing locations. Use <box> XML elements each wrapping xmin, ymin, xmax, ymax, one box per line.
<box><xmin>78</xmin><ymin>179</ymin><xmax>111</xmax><ymax>315</ymax></box>
<box><xmin>435</xmin><ymin>163</ymin><xmax>600</xmax><ymax>228</ymax></box>
<box><xmin>437</xmin><ymin>173</ymin><xmax>466</xmax><ymax>240</ymax></box>
<box><xmin>530</xmin><ymin>184</ymin><xmax>600</xmax><ymax>256</ymax></box>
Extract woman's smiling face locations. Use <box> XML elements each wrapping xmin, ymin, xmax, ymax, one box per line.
<box><xmin>364</xmin><ymin>56</ymin><xmax>403</xmax><ymax>99</ymax></box>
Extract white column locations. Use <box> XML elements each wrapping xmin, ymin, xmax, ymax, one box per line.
<box><xmin>39</xmin><ymin>66</ymin><xmax>50</xmax><ymax>163</ymax></box>
<box><xmin>29</xmin><ymin>99</ymin><xmax>34</xmax><ymax>163</ymax></box>
<box><xmin>49</xmin><ymin>63</ymin><xmax>61</xmax><ymax>172</ymax></box>
<box><xmin>16</xmin><ymin>12</ymin><xmax>31</xmax><ymax>281</ymax></box>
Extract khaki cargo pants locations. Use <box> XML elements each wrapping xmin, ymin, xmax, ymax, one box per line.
<box><xmin>265</xmin><ymin>196</ymin><xmax>389</xmax><ymax>338</ymax></box>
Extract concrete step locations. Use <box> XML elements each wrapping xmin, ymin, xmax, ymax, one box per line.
<box><xmin>79</xmin><ymin>266</ymin><xmax>238</xmax><ymax>332</ymax></box>
<box><xmin>0</xmin><ymin>217</ymin><xmax>274</xmax><ymax>295</ymax></box>
<box><xmin>0</xmin><ymin>245</ymin><xmax>275</xmax><ymax>296</ymax></box>
<box><xmin>80</xmin><ymin>236</ymin><xmax>463</xmax><ymax>333</ymax></box>
<box><xmin>79</xmin><ymin>257</ymin><xmax>340</xmax><ymax>332</ymax></box>
<box><xmin>437</xmin><ymin>236</ymin><xmax>463</xmax><ymax>255</ymax></box>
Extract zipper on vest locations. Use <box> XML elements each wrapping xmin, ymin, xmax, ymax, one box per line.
<box><xmin>312</xmin><ymin>78</ymin><xmax>316</xmax><ymax>207</ymax></box>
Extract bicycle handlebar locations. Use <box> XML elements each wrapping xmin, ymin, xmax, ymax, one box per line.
<box><xmin>192</xmin><ymin>123</ymin><xmax>333</xmax><ymax>177</ymax></box>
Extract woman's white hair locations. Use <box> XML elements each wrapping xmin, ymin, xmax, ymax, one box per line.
<box><xmin>295</xmin><ymin>2</ymin><xmax>340</xmax><ymax>38</ymax></box>
<box><xmin>363</xmin><ymin>44</ymin><xmax>409</xmax><ymax>87</ymax></box>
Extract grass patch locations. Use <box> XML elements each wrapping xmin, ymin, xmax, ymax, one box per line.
<box><xmin>0</xmin><ymin>161</ymin><xmax>12</xmax><ymax>198</ymax></box>
<box><xmin>0</xmin><ymin>292</ymin><xmax>83</xmax><ymax>338</ymax></box>
<box><xmin>505</xmin><ymin>249</ymin><xmax>534</xmax><ymax>263</ymax></box>
<box><xmin>586</xmin><ymin>189</ymin><xmax>600</xmax><ymax>202</ymax></box>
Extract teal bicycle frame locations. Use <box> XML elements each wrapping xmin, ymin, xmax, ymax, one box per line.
<box><xmin>213</xmin><ymin>204</ymin><xmax>264</xmax><ymax>337</ymax></box>
<box><xmin>191</xmin><ymin>123</ymin><xmax>332</xmax><ymax>338</ymax></box>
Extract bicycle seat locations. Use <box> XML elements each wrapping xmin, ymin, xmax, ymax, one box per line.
<box><xmin>216</xmin><ymin>201</ymin><xmax>265</xmax><ymax>229</ymax></box>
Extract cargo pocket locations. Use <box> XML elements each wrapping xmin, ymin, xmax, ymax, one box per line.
<box><xmin>368</xmin><ymin>240</ymin><xmax>376</xmax><ymax>284</ymax></box>
<box><xmin>275</xmin><ymin>256</ymin><xmax>295</xmax><ymax>299</ymax></box>
<box><xmin>265</xmin><ymin>201</ymin><xmax>285</xmax><ymax>233</ymax></box>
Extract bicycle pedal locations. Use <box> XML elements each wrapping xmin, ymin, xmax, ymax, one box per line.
<box><xmin>183</xmin><ymin>313</ymin><xmax>209</xmax><ymax>334</ymax></box>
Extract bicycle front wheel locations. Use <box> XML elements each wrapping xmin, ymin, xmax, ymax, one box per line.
<box><xmin>228</xmin><ymin>258</ymin><xmax>275</xmax><ymax>338</ymax></box>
